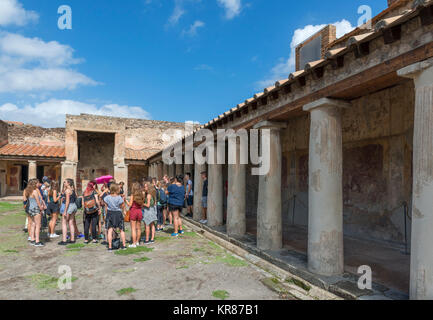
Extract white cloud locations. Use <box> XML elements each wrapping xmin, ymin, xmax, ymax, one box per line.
<box><xmin>0</xmin><ymin>32</ymin><xmax>98</xmax><ymax>93</ymax></box>
<box><xmin>0</xmin><ymin>0</ymin><xmax>38</xmax><ymax>26</ymax></box>
<box><xmin>0</xmin><ymin>99</ymin><xmax>151</xmax><ymax>127</ymax></box>
<box><xmin>168</xmin><ymin>1</ymin><xmax>185</xmax><ymax>26</ymax></box>
<box><xmin>256</xmin><ymin>19</ymin><xmax>354</xmax><ymax>88</ymax></box>
<box><xmin>182</xmin><ymin>20</ymin><xmax>205</xmax><ymax>37</ymax></box>
<box><xmin>217</xmin><ymin>0</ymin><xmax>242</xmax><ymax>20</ymax></box>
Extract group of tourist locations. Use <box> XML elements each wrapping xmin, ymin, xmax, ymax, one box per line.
<box><xmin>22</xmin><ymin>171</ymin><xmax>209</xmax><ymax>251</ymax></box>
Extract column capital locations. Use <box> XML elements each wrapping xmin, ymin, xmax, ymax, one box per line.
<box><xmin>398</xmin><ymin>57</ymin><xmax>433</xmax><ymax>79</ymax></box>
<box><xmin>28</xmin><ymin>160</ymin><xmax>37</xmax><ymax>164</ymax></box>
<box><xmin>303</xmin><ymin>98</ymin><xmax>351</xmax><ymax>113</ymax></box>
<box><xmin>253</xmin><ymin>121</ymin><xmax>287</xmax><ymax>130</ymax></box>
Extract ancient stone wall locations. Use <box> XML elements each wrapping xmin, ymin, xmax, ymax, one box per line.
<box><xmin>0</xmin><ymin>121</ymin><xmax>8</xmax><ymax>147</ymax></box>
<box><xmin>7</xmin><ymin>123</ymin><xmax>65</xmax><ymax>146</ymax></box>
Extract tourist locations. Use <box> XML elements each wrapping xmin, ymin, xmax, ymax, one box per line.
<box><xmin>82</xmin><ymin>181</ymin><xmax>100</xmax><ymax>244</ymax></box>
<box><xmin>167</xmin><ymin>175</ymin><xmax>185</xmax><ymax>237</ymax></box>
<box><xmin>184</xmin><ymin>173</ymin><xmax>193</xmax><ymax>218</ymax></box>
<box><xmin>126</xmin><ymin>182</ymin><xmax>144</xmax><ymax>248</ymax></box>
<box><xmin>23</xmin><ymin>178</ymin><xmax>36</xmax><ymax>240</ymax></box>
<box><xmin>104</xmin><ymin>183</ymin><xmax>126</xmax><ymax>251</ymax></box>
<box><xmin>58</xmin><ymin>179</ymin><xmax>78</xmax><ymax>245</ymax></box>
<box><xmin>156</xmin><ymin>181</ymin><xmax>168</xmax><ymax>231</ymax></box>
<box><xmin>99</xmin><ymin>183</ymin><xmax>110</xmax><ymax>245</ymax></box>
<box><xmin>24</xmin><ymin>179</ymin><xmax>45</xmax><ymax>247</ymax></box>
<box><xmin>142</xmin><ymin>182</ymin><xmax>157</xmax><ymax>244</ymax></box>
<box><xmin>46</xmin><ymin>181</ymin><xmax>61</xmax><ymax>238</ymax></box>
<box><xmin>200</xmin><ymin>171</ymin><xmax>208</xmax><ymax>224</ymax></box>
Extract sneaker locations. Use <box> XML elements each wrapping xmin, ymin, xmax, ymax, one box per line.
<box><xmin>34</xmin><ymin>242</ymin><xmax>45</xmax><ymax>247</ymax></box>
<box><xmin>27</xmin><ymin>236</ymin><xmax>32</xmax><ymax>241</ymax></box>
<box><xmin>143</xmin><ymin>240</ymin><xmax>150</xmax><ymax>245</ymax></box>
<box><xmin>178</xmin><ymin>230</ymin><xmax>184</xmax><ymax>235</ymax></box>
<box><xmin>128</xmin><ymin>244</ymin><xmax>136</xmax><ymax>248</ymax></box>
<box><xmin>67</xmin><ymin>240</ymin><xmax>76</xmax><ymax>244</ymax></box>
<box><xmin>29</xmin><ymin>240</ymin><xmax>36</xmax><ymax>246</ymax></box>
<box><xmin>50</xmin><ymin>234</ymin><xmax>60</xmax><ymax>238</ymax></box>
<box><xmin>149</xmin><ymin>239</ymin><xmax>155</xmax><ymax>244</ymax></box>
<box><xmin>77</xmin><ymin>233</ymin><xmax>85</xmax><ymax>239</ymax></box>
<box><xmin>108</xmin><ymin>248</ymin><xmax>113</xmax><ymax>252</ymax></box>
<box><xmin>135</xmin><ymin>242</ymin><xmax>140</xmax><ymax>246</ymax></box>
<box><xmin>171</xmin><ymin>233</ymin><xmax>179</xmax><ymax>237</ymax></box>
<box><xmin>202</xmin><ymin>220</ymin><xmax>208</xmax><ymax>224</ymax></box>
<box><xmin>100</xmin><ymin>241</ymin><xmax>108</xmax><ymax>246</ymax></box>
<box><xmin>23</xmin><ymin>228</ymin><xmax>28</xmax><ymax>233</ymax></box>
<box><xmin>92</xmin><ymin>240</ymin><xmax>99</xmax><ymax>244</ymax></box>
<box><xmin>58</xmin><ymin>241</ymin><xmax>68</xmax><ymax>246</ymax></box>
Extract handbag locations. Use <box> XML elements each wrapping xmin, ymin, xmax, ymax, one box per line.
<box><xmin>124</xmin><ymin>210</ymin><xmax>130</xmax><ymax>222</ymax></box>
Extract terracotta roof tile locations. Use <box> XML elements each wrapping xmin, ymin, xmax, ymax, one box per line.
<box><xmin>125</xmin><ymin>148</ymin><xmax>154</xmax><ymax>161</ymax></box>
<box><xmin>0</xmin><ymin>144</ymin><xmax>65</xmax><ymax>158</ymax></box>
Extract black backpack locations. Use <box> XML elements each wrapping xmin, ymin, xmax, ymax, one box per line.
<box><xmin>112</xmin><ymin>230</ymin><xmax>120</xmax><ymax>250</ymax></box>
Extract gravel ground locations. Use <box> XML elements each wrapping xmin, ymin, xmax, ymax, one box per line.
<box><xmin>0</xmin><ymin>202</ymin><xmax>282</xmax><ymax>300</ymax></box>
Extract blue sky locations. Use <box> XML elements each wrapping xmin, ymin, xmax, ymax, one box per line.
<box><xmin>0</xmin><ymin>0</ymin><xmax>387</xmax><ymax>127</ymax></box>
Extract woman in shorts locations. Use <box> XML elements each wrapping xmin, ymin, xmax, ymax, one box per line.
<box><xmin>104</xmin><ymin>183</ymin><xmax>126</xmax><ymax>251</ymax></box>
<box><xmin>25</xmin><ymin>179</ymin><xmax>45</xmax><ymax>247</ymax></box>
<box><xmin>58</xmin><ymin>179</ymin><xmax>78</xmax><ymax>245</ymax></box>
<box><xmin>126</xmin><ymin>183</ymin><xmax>144</xmax><ymax>248</ymax></box>
<box><xmin>46</xmin><ymin>181</ymin><xmax>61</xmax><ymax>238</ymax></box>
<box><xmin>167</xmin><ymin>175</ymin><xmax>185</xmax><ymax>237</ymax></box>
<box><xmin>142</xmin><ymin>182</ymin><xmax>157</xmax><ymax>244</ymax></box>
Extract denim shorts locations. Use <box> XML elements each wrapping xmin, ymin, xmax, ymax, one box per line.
<box><xmin>202</xmin><ymin>196</ymin><xmax>208</xmax><ymax>209</ymax></box>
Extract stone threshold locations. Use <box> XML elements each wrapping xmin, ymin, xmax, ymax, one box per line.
<box><xmin>182</xmin><ymin>216</ymin><xmax>409</xmax><ymax>301</ymax></box>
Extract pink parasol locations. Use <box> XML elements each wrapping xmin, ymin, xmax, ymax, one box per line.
<box><xmin>95</xmin><ymin>175</ymin><xmax>114</xmax><ymax>184</ymax></box>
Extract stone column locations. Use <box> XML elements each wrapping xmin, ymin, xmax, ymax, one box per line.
<box><xmin>303</xmin><ymin>98</ymin><xmax>350</xmax><ymax>276</ymax></box>
<box><xmin>398</xmin><ymin>58</ymin><xmax>433</xmax><ymax>300</ymax></box>
<box><xmin>227</xmin><ymin>139</ymin><xmax>246</xmax><ymax>237</ymax></box>
<box><xmin>193</xmin><ymin>163</ymin><xmax>206</xmax><ymax>221</ymax></box>
<box><xmin>254</xmin><ymin>121</ymin><xmax>286</xmax><ymax>251</ymax></box>
<box><xmin>28</xmin><ymin>160</ymin><xmax>37</xmax><ymax>180</ymax></box>
<box><xmin>169</xmin><ymin>164</ymin><xmax>175</xmax><ymax>178</ymax></box>
<box><xmin>114</xmin><ymin>162</ymin><xmax>128</xmax><ymax>193</ymax></box>
<box><xmin>208</xmin><ymin>144</ymin><xmax>223</xmax><ymax>227</ymax></box>
<box><xmin>163</xmin><ymin>163</ymin><xmax>169</xmax><ymax>177</ymax></box>
<box><xmin>61</xmin><ymin>161</ymin><xmax>77</xmax><ymax>185</ymax></box>
<box><xmin>157</xmin><ymin>162</ymin><xmax>163</xmax><ymax>180</ymax></box>
<box><xmin>175</xmin><ymin>163</ymin><xmax>183</xmax><ymax>176</ymax></box>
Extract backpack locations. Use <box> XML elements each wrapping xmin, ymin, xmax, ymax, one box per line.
<box><xmin>111</xmin><ymin>230</ymin><xmax>121</xmax><ymax>250</ymax></box>
<box><xmin>83</xmin><ymin>193</ymin><xmax>98</xmax><ymax>214</ymax></box>
<box><xmin>158</xmin><ymin>189</ymin><xmax>167</xmax><ymax>205</ymax></box>
<box><xmin>75</xmin><ymin>196</ymin><xmax>83</xmax><ymax>209</ymax></box>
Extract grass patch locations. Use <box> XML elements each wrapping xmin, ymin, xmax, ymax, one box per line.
<box><xmin>3</xmin><ymin>249</ymin><xmax>19</xmax><ymax>253</ymax></box>
<box><xmin>133</xmin><ymin>256</ymin><xmax>151</xmax><ymax>262</ymax></box>
<box><xmin>182</xmin><ymin>231</ymin><xmax>198</xmax><ymax>237</ymax></box>
<box><xmin>29</xmin><ymin>273</ymin><xmax>77</xmax><ymax>290</ymax></box>
<box><xmin>286</xmin><ymin>277</ymin><xmax>311</xmax><ymax>292</ymax></box>
<box><xmin>0</xmin><ymin>202</ymin><xmax>23</xmax><ymax>213</ymax></box>
<box><xmin>154</xmin><ymin>236</ymin><xmax>171</xmax><ymax>242</ymax></box>
<box><xmin>66</xmin><ymin>243</ymin><xmax>85</xmax><ymax>249</ymax></box>
<box><xmin>176</xmin><ymin>265</ymin><xmax>189</xmax><ymax>269</ymax></box>
<box><xmin>117</xmin><ymin>287</ymin><xmax>137</xmax><ymax>296</ymax></box>
<box><xmin>0</xmin><ymin>211</ymin><xmax>26</xmax><ymax>227</ymax></box>
<box><xmin>114</xmin><ymin>246</ymin><xmax>153</xmax><ymax>256</ymax></box>
<box><xmin>212</xmin><ymin>290</ymin><xmax>230</xmax><ymax>300</ymax></box>
<box><xmin>214</xmin><ymin>254</ymin><xmax>248</xmax><ymax>267</ymax></box>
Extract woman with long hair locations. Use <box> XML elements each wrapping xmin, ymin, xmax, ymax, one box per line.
<box><xmin>58</xmin><ymin>178</ymin><xmax>78</xmax><ymax>245</ymax></box>
<box><xmin>47</xmin><ymin>181</ymin><xmax>61</xmax><ymax>238</ymax></box>
<box><xmin>142</xmin><ymin>182</ymin><xmax>158</xmax><ymax>244</ymax></box>
<box><xmin>25</xmin><ymin>179</ymin><xmax>45</xmax><ymax>247</ymax></box>
<box><xmin>167</xmin><ymin>175</ymin><xmax>185</xmax><ymax>237</ymax></box>
<box><xmin>82</xmin><ymin>181</ymin><xmax>100</xmax><ymax>244</ymax></box>
<box><xmin>126</xmin><ymin>182</ymin><xmax>144</xmax><ymax>248</ymax></box>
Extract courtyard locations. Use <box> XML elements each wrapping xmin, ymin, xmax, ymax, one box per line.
<box><xmin>0</xmin><ymin>201</ymin><xmax>286</xmax><ymax>300</ymax></box>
